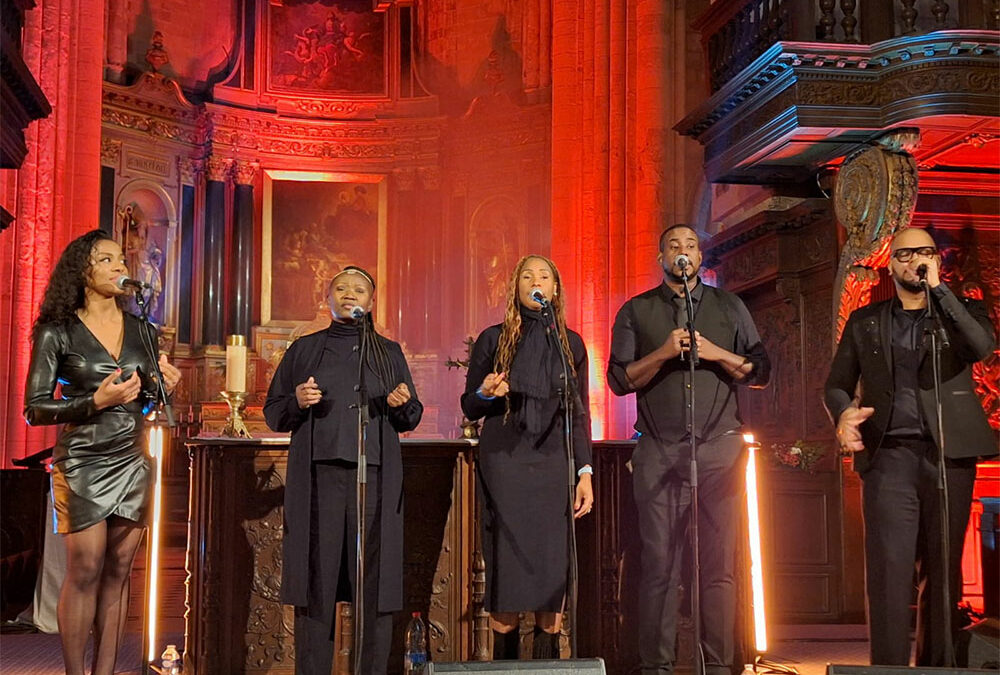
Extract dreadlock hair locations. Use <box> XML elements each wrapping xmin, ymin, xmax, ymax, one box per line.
<box><xmin>33</xmin><ymin>229</ymin><xmax>126</xmax><ymax>341</ymax></box>
<box><xmin>494</xmin><ymin>255</ymin><xmax>576</xmax><ymax>421</ymax></box>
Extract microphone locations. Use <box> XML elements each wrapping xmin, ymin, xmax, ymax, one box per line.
<box><xmin>529</xmin><ymin>288</ymin><xmax>548</xmax><ymax>307</ymax></box>
<box><xmin>916</xmin><ymin>264</ymin><xmax>928</xmax><ymax>280</ymax></box>
<box><xmin>117</xmin><ymin>276</ymin><xmax>150</xmax><ymax>291</ymax></box>
<box><xmin>349</xmin><ymin>305</ymin><xmax>366</xmax><ymax>320</ymax></box>
<box><xmin>675</xmin><ymin>254</ymin><xmax>692</xmax><ymax>270</ymax></box>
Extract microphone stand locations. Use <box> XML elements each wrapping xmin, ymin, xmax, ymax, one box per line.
<box><xmin>133</xmin><ymin>285</ymin><xmax>174</xmax><ymax>675</ymax></box>
<box><xmin>679</xmin><ymin>265</ymin><xmax>704</xmax><ymax>675</ymax></box>
<box><xmin>352</xmin><ymin>314</ymin><xmax>370</xmax><ymax>675</ymax></box>
<box><xmin>921</xmin><ymin>275</ymin><xmax>954</xmax><ymax>666</ymax></box>
<box><xmin>539</xmin><ymin>299</ymin><xmax>579</xmax><ymax>657</ymax></box>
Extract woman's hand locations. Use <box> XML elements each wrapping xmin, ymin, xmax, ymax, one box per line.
<box><xmin>479</xmin><ymin>372</ymin><xmax>509</xmax><ymax>398</ymax></box>
<box><xmin>295</xmin><ymin>376</ymin><xmax>323</xmax><ymax>409</ymax></box>
<box><xmin>94</xmin><ymin>369</ymin><xmax>141</xmax><ymax>410</ymax></box>
<box><xmin>158</xmin><ymin>354</ymin><xmax>182</xmax><ymax>395</ymax></box>
<box><xmin>573</xmin><ymin>473</ymin><xmax>594</xmax><ymax>519</ymax></box>
<box><xmin>387</xmin><ymin>382</ymin><xmax>411</xmax><ymax>408</ymax></box>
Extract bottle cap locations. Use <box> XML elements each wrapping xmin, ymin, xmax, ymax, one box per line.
<box><xmin>412</xmin><ymin>611</ymin><xmax>420</xmax><ymax>618</ymax></box>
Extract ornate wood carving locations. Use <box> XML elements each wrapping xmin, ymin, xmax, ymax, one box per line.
<box><xmin>675</xmin><ymin>33</ymin><xmax>999</xmax><ymax>183</ymax></box>
<box><xmin>832</xmin><ymin>130</ymin><xmax>919</xmax><ymax>341</ymax></box>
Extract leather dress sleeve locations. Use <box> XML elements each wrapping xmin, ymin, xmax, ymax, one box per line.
<box><xmin>24</xmin><ymin>324</ymin><xmax>99</xmax><ymax>426</ymax></box>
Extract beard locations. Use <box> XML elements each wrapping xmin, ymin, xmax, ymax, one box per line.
<box><xmin>662</xmin><ymin>263</ymin><xmax>698</xmax><ymax>284</ymax></box>
<box><xmin>893</xmin><ymin>272</ymin><xmax>923</xmax><ymax>294</ymax></box>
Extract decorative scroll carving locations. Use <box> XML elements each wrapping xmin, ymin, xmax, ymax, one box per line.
<box><xmin>418</xmin><ymin>166</ymin><xmax>441</xmax><ymax>191</ymax></box>
<box><xmin>394</xmin><ymin>167</ymin><xmax>417</xmax><ymax>191</ymax></box>
<box><xmin>100</xmin><ymin>138</ymin><xmax>122</xmax><ymax>167</ymax></box>
<box><xmin>178</xmin><ymin>157</ymin><xmax>203</xmax><ymax>185</ymax></box>
<box><xmin>205</xmin><ymin>156</ymin><xmax>233</xmax><ymax>183</ymax></box>
<box><xmin>832</xmin><ymin>130</ymin><xmax>919</xmax><ymax>341</ymax></box>
<box><xmin>233</xmin><ymin>161</ymin><xmax>259</xmax><ymax>186</ymax></box>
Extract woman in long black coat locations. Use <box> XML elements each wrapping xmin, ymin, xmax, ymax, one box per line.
<box><xmin>461</xmin><ymin>254</ymin><xmax>594</xmax><ymax>660</ymax></box>
<box><xmin>264</xmin><ymin>266</ymin><xmax>422</xmax><ymax>675</ymax></box>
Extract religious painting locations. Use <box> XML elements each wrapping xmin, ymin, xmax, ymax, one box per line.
<box><xmin>466</xmin><ymin>196</ymin><xmax>525</xmax><ymax>334</ymax></box>
<box><xmin>262</xmin><ymin>170</ymin><xmax>387</xmax><ymax>327</ymax></box>
<box><xmin>268</xmin><ymin>0</ymin><xmax>386</xmax><ymax>95</ymax></box>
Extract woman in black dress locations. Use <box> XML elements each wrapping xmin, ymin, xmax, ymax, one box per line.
<box><xmin>462</xmin><ymin>254</ymin><xmax>594</xmax><ymax>660</ymax></box>
<box><xmin>24</xmin><ymin>230</ymin><xmax>181</xmax><ymax>675</ymax></box>
<box><xmin>264</xmin><ymin>266</ymin><xmax>423</xmax><ymax>675</ymax></box>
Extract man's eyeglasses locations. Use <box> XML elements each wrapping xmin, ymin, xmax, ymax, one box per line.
<box><xmin>891</xmin><ymin>246</ymin><xmax>937</xmax><ymax>262</ymax></box>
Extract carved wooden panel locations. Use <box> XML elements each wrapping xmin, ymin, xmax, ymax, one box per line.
<box><xmin>184</xmin><ymin>439</ymin><xmax>475</xmax><ymax>675</ymax></box>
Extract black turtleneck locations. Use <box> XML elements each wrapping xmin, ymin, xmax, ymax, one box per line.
<box><xmin>308</xmin><ymin>320</ymin><xmax>420</xmax><ymax>463</ymax></box>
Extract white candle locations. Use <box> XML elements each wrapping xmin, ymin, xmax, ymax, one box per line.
<box><xmin>226</xmin><ymin>335</ymin><xmax>247</xmax><ymax>393</ymax></box>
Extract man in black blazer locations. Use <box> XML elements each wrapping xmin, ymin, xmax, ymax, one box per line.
<box><xmin>825</xmin><ymin>227</ymin><xmax>997</xmax><ymax>667</ymax></box>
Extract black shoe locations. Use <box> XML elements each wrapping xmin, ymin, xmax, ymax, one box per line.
<box><xmin>531</xmin><ymin>626</ymin><xmax>560</xmax><ymax>659</ymax></box>
<box><xmin>493</xmin><ymin>628</ymin><xmax>520</xmax><ymax>660</ymax></box>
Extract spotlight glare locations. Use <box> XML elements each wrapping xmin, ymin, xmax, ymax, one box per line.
<box><xmin>745</xmin><ymin>442</ymin><xmax>768</xmax><ymax>653</ymax></box>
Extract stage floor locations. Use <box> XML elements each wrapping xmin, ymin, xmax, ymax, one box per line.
<box><xmin>0</xmin><ymin>625</ymin><xmax>870</xmax><ymax>674</ymax></box>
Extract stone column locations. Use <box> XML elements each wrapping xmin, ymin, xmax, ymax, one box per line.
<box><xmin>230</xmin><ymin>161</ymin><xmax>258</xmax><ymax>338</ymax></box>
<box><xmin>202</xmin><ymin>156</ymin><xmax>231</xmax><ymax>346</ymax></box>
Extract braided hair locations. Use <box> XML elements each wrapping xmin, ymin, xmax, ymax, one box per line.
<box><xmin>493</xmin><ymin>254</ymin><xmax>576</xmax><ymax>422</ymax></box>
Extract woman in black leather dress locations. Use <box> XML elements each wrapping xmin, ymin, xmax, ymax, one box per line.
<box><xmin>24</xmin><ymin>230</ymin><xmax>181</xmax><ymax>675</ymax></box>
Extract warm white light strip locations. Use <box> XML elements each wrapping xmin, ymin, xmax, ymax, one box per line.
<box><xmin>744</xmin><ymin>435</ymin><xmax>768</xmax><ymax>653</ymax></box>
<box><xmin>146</xmin><ymin>424</ymin><xmax>165</xmax><ymax>664</ymax></box>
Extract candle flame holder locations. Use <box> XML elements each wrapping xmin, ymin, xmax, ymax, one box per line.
<box><xmin>220</xmin><ymin>390</ymin><xmax>252</xmax><ymax>438</ymax></box>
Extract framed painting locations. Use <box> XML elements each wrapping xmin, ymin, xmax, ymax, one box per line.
<box><xmin>267</xmin><ymin>0</ymin><xmax>387</xmax><ymax>96</ymax></box>
<box><xmin>262</xmin><ymin>170</ymin><xmax>387</xmax><ymax>327</ymax></box>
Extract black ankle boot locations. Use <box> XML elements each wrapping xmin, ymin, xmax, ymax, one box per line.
<box><xmin>531</xmin><ymin>626</ymin><xmax>560</xmax><ymax>659</ymax></box>
<box><xmin>492</xmin><ymin>628</ymin><xmax>520</xmax><ymax>660</ymax></box>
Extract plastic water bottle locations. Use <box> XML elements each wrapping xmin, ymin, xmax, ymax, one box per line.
<box><xmin>160</xmin><ymin>644</ymin><xmax>181</xmax><ymax>674</ymax></box>
<box><xmin>404</xmin><ymin>611</ymin><xmax>428</xmax><ymax>674</ymax></box>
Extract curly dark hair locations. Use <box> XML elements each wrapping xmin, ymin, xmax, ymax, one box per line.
<box><xmin>33</xmin><ymin>229</ymin><xmax>123</xmax><ymax>340</ymax></box>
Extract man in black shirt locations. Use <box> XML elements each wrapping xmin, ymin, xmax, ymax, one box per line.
<box><xmin>825</xmin><ymin>227</ymin><xmax>996</xmax><ymax>666</ymax></box>
<box><xmin>608</xmin><ymin>225</ymin><xmax>770</xmax><ymax>675</ymax></box>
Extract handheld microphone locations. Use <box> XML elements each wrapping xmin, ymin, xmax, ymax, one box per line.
<box><xmin>530</xmin><ymin>288</ymin><xmax>548</xmax><ymax>307</ymax></box>
<box><xmin>916</xmin><ymin>264</ymin><xmax>928</xmax><ymax>280</ymax></box>
<box><xmin>349</xmin><ymin>305</ymin><xmax>366</xmax><ymax>320</ymax></box>
<box><xmin>117</xmin><ymin>276</ymin><xmax>150</xmax><ymax>291</ymax></box>
<box><xmin>674</xmin><ymin>254</ymin><xmax>692</xmax><ymax>270</ymax></box>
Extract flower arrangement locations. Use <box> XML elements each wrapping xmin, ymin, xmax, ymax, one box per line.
<box><xmin>770</xmin><ymin>439</ymin><xmax>826</xmax><ymax>473</ymax></box>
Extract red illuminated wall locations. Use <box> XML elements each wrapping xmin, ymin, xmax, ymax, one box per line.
<box><xmin>0</xmin><ymin>0</ymin><xmax>106</xmax><ymax>466</ymax></box>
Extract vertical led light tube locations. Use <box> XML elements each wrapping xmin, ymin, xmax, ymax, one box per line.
<box><xmin>743</xmin><ymin>432</ymin><xmax>767</xmax><ymax>654</ymax></box>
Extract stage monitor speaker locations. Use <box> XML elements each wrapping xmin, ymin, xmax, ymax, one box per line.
<box><xmin>958</xmin><ymin>618</ymin><xmax>1000</xmax><ymax>670</ymax></box>
<box><xmin>427</xmin><ymin>659</ymin><xmax>607</xmax><ymax>674</ymax></box>
<box><xmin>827</xmin><ymin>666</ymin><xmax>997</xmax><ymax>674</ymax></box>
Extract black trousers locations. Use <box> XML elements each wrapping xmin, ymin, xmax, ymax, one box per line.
<box><xmin>295</xmin><ymin>462</ymin><xmax>394</xmax><ymax>675</ymax></box>
<box><xmin>861</xmin><ymin>440</ymin><xmax>977</xmax><ymax>666</ymax></box>
<box><xmin>632</xmin><ymin>432</ymin><xmax>744</xmax><ymax>675</ymax></box>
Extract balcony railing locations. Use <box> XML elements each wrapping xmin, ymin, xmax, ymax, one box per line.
<box><xmin>697</xmin><ymin>0</ymin><xmax>999</xmax><ymax>91</ymax></box>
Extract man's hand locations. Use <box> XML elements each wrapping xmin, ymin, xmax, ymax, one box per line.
<box><xmin>660</xmin><ymin>328</ymin><xmax>692</xmax><ymax>360</ymax></box>
<box><xmin>694</xmin><ymin>331</ymin><xmax>725</xmax><ymax>361</ymax></box>
<box><xmin>295</xmin><ymin>376</ymin><xmax>322</xmax><ymax>409</ymax></box>
<box><xmin>920</xmin><ymin>256</ymin><xmax>941</xmax><ymax>288</ymax></box>
<box><xmin>387</xmin><ymin>382</ymin><xmax>411</xmax><ymax>407</ymax></box>
<box><xmin>836</xmin><ymin>403</ymin><xmax>875</xmax><ymax>453</ymax></box>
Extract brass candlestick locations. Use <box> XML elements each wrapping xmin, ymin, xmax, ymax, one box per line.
<box><xmin>220</xmin><ymin>390</ymin><xmax>252</xmax><ymax>438</ymax></box>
